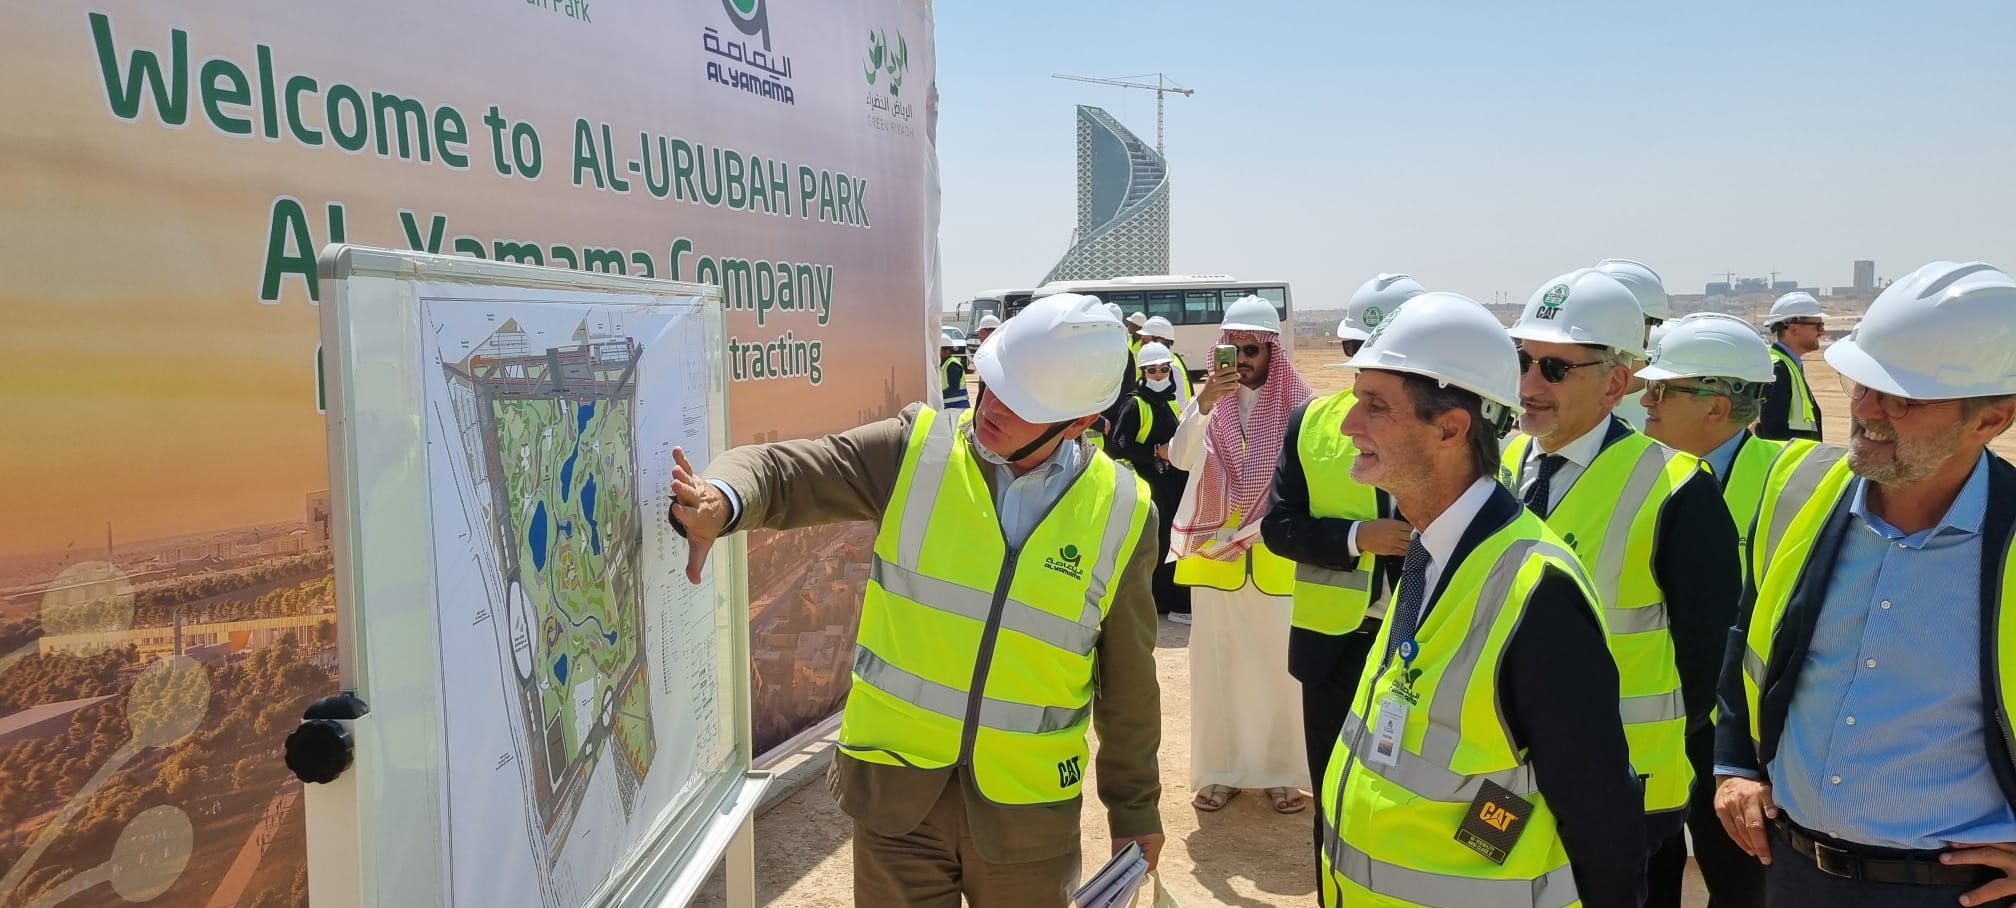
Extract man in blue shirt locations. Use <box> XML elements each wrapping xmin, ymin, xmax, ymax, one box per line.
<box><xmin>1714</xmin><ymin>261</ymin><xmax>2016</xmax><ymax>907</ymax></box>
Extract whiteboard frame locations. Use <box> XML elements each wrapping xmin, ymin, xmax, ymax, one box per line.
<box><xmin>313</xmin><ymin>244</ymin><xmax>762</xmax><ymax>908</ymax></box>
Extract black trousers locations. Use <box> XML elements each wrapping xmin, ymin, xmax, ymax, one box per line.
<box><xmin>1765</xmin><ymin>824</ymin><xmax>2006</xmax><ymax>908</ymax></box>
<box><xmin>1300</xmin><ymin>621</ymin><xmax>1379</xmax><ymax>908</ymax></box>
<box><xmin>1645</xmin><ymin>726</ymin><xmax>1764</xmax><ymax>908</ymax></box>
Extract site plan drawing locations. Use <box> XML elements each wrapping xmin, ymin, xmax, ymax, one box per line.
<box><xmin>414</xmin><ymin>285</ymin><xmax>725</xmax><ymax>908</ymax></box>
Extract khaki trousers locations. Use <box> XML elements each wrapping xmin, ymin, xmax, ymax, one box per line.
<box><xmin>852</xmin><ymin>771</ymin><xmax>1082</xmax><ymax>908</ymax></box>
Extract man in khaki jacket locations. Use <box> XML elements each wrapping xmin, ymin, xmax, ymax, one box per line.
<box><xmin>669</xmin><ymin>293</ymin><xmax>1164</xmax><ymax>907</ymax></box>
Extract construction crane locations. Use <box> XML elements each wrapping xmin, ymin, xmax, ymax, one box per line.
<box><xmin>1051</xmin><ymin>72</ymin><xmax>1194</xmax><ymax>156</ymax></box>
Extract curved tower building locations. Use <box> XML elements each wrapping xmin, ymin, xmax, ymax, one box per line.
<box><xmin>1043</xmin><ymin>106</ymin><xmax>1170</xmax><ymax>283</ymax></box>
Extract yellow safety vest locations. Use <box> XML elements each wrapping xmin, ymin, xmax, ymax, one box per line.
<box><xmin>941</xmin><ymin>357</ymin><xmax>969</xmax><ymax>408</ymax></box>
<box><xmin>838</xmin><ymin>407</ymin><xmax>1151</xmax><ymax>804</ymax></box>
<box><xmin>1501</xmin><ymin>431</ymin><xmax>1698</xmax><ymax>815</ymax></box>
<box><xmin>1320</xmin><ymin>509</ymin><xmax>1596</xmax><ymax>908</ymax></box>
<box><xmin>1768</xmin><ymin>345</ymin><xmax>1818</xmax><ymax>433</ymax></box>
<box><xmin>1169</xmin><ymin>351</ymin><xmax>1195</xmax><ymax>412</ymax></box>
<box><xmin>1717</xmin><ymin>435</ymin><xmax>1815</xmax><ymax>582</ymax></box>
<box><xmin>1290</xmin><ymin>390</ymin><xmax>1380</xmax><ymax>634</ymax></box>
<box><xmin>1740</xmin><ymin>449</ymin><xmax>2016</xmax><ymax>762</ymax></box>
<box><xmin>1746</xmin><ymin>444</ymin><xmax>1849</xmax><ymax>591</ymax></box>
<box><xmin>1127</xmin><ymin>395</ymin><xmax>1178</xmax><ymax>446</ymax></box>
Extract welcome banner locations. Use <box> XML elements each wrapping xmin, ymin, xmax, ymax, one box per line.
<box><xmin>0</xmin><ymin>2</ymin><xmax>936</xmax><ymax>904</ymax></box>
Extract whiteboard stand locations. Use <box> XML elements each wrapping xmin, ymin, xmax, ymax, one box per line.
<box><xmin>291</xmin><ymin>244</ymin><xmax>763</xmax><ymax>908</ymax></box>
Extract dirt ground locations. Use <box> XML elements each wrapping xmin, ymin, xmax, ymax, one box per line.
<box><xmin>687</xmin><ymin>340</ymin><xmax>2008</xmax><ymax>908</ymax></box>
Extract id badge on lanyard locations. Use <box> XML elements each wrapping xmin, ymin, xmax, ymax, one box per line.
<box><xmin>1364</xmin><ymin>638</ymin><xmax>1419</xmax><ymax>769</ymax></box>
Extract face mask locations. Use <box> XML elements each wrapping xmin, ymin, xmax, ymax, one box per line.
<box><xmin>1145</xmin><ymin>378</ymin><xmax>1172</xmax><ymax>392</ymax></box>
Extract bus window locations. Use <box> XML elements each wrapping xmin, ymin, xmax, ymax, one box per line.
<box><xmin>1184</xmin><ymin>291</ymin><xmax>1219</xmax><ymax>324</ymax></box>
<box><xmin>1147</xmin><ymin>291</ymin><xmax>1184</xmax><ymax>323</ymax></box>
<box><xmin>1255</xmin><ymin>287</ymin><xmax>1288</xmax><ymax>319</ymax></box>
<box><xmin>1103</xmin><ymin>292</ymin><xmax>1145</xmax><ymax>315</ymax></box>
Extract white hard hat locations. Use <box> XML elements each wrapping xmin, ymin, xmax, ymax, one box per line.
<box><xmin>1347</xmin><ymin>291</ymin><xmax>1523</xmax><ymax>413</ymax></box>
<box><xmin>1765</xmin><ymin>292</ymin><xmax>1824</xmax><ymax>328</ymax></box>
<box><xmin>1136</xmin><ymin>342</ymin><xmax>1175</xmax><ymax>368</ymax></box>
<box><xmin>1140</xmin><ymin>315</ymin><xmax>1175</xmax><ymax>339</ymax></box>
<box><xmin>1098</xmin><ymin>299</ymin><xmax>1118</xmax><ymax>320</ymax></box>
<box><xmin>1637</xmin><ymin>312</ymin><xmax>1774</xmax><ymax>385</ymax></box>
<box><xmin>975</xmin><ymin>293</ymin><xmax>1131</xmax><ymax>422</ymax></box>
<box><xmin>1220</xmin><ymin>294</ymin><xmax>1282</xmax><ymax>334</ymax></box>
<box><xmin>1340</xmin><ymin>273</ymin><xmax>1425</xmax><ymax>341</ymax></box>
<box><xmin>1508</xmin><ymin>269</ymin><xmax>1647</xmax><ymax>358</ymax></box>
<box><xmin>1824</xmin><ymin>261</ymin><xmax>2016</xmax><ymax>400</ymax></box>
<box><xmin>1647</xmin><ymin>321</ymin><xmax>1673</xmax><ymax>351</ymax></box>
<box><xmin>977</xmin><ymin>313</ymin><xmax>1001</xmax><ymax>330</ymax></box>
<box><xmin>1127</xmin><ymin>311</ymin><xmax>1148</xmax><ymax>327</ymax></box>
<box><xmin>1594</xmin><ymin>258</ymin><xmax>1672</xmax><ymax>320</ymax></box>
<box><xmin>939</xmin><ymin>326</ymin><xmax>961</xmax><ymax>346</ymax></box>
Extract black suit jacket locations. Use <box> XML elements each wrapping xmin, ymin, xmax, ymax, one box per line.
<box><xmin>1261</xmin><ymin>400</ymin><xmax>1404</xmax><ymax>684</ymax></box>
<box><xmin>1757</xmin><ymin>357</ymin><xmax>1823</xmax><ymax>442</ymax></box>
<box><xmin>1523</xmin><ymin>417</ymin><xmax>1743</xmax><ymax>738</ymax></box>
<box><xmin>1426</xmin><ymin>484</ymin><xmax>1649</xmax><ymax>908</ymax></box>
<box><xmin>1714</xmin><ymin>453</ymin><xmax>2016</xmax><ymax>811</ymax></box>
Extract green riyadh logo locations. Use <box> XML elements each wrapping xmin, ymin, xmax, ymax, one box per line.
<box><xmin>865</xmin><ymin>29</ymin><xmax>909</xmax><ymax>95</ymax></box>
<box><xmin>1535</xmin><ymin>283</ymin><xmax>1569</xmax><ymax>320</ymax></box>
<box><xmin>1363</xmin><ymin>306</ymin><xmax>1384</xmax><ymax>328</ymax></box>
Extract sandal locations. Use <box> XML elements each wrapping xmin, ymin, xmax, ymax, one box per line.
<box><xmin>1267</xmin><ymin>787</ymin><xmax>1309</xmax><ymax>814</ymax></box>
<box><xmin>1192</xmin><ymin>784</ymin><xmax>1239</xmax><ymax>812</ymax></box>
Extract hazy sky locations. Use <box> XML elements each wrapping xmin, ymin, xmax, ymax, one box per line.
<box><xmin>934</xmin><ymin>0</ymin><xmax>2016</xmax><ymax>311</ymax></box>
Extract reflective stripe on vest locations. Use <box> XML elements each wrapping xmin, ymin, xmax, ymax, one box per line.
<box><xmin>1501</xmin><ymin>430</ymin><xmax>1697</xmax><ymax>814</ymax></box>
<box><xmin>1320</xmin><ymin>519</ymin><xmax>1593</xmax><ymax>908</ymax></box>
<box><xmin>941</xmin><ymin>358</ymin><xmax>969</xmax><ymax>407</ymax></box>
<box><xmin>1719</xmin><ymin>435</ymin><xmax>1796</xmax><ymax>581</ymax></box>
<box><xmin>1290</xmin><ymin>390</ymin><xmax>1381</xmax><ymax>634</ymax></box>
<box><xmin>1769</xmin><ymin>346</ymin><xmax>1818</xmax><ymax>431</ymax></box>
<box><xmin>1740</xmin><ymin>451</ymin><xmax>1857</xmax><ymax>749</ymax></box>
<box><xmin>838</xmin><ymin>407</ymin><xmax>1149</xmax><ymax>804</ymax></box>
<box><xmin>1748</xmin><ymin>443</ymin><xmax>1848</xmax><ymax>590</ymax></box>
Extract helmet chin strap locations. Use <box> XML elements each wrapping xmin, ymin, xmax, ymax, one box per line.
<box><xmin>969</xmin><ymin>387</ymin><xmax>1082</xmax><ymax>466</ymax></box>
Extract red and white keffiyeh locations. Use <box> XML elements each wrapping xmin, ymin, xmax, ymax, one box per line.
<box><xmin>1169</xmin><ymin>334</ymin><xmax>1313</xmax><ymax>561</ymax></box>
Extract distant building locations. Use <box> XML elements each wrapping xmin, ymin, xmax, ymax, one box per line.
<box><xmin>307</xmin><ymin>490</ymin><xmax>332</xmax><ymax>550</ymax></box>
<box><xmin>1705</xmin><ymin>282</ymin><xmax>1733</xmax><ymax>297</ymax></box>
<box><xmin>1831</xmin><ymin>287</ymin><xmax>1857</xmax><ymax>296</ymax></box>
<box><xmin>1770</xmin><ymin>280</ymin><xmax>1799</xmax><ymax>292</ymax></box>
<box><xmin>1043</xmin><ymin>106</ymin><xmax>1170</xmax><ymax>283</ymax></box>
<box><xmin>1854</xmin><ymin>260</ymin><xmax>1876</xmax><ymax>293</ymax></box>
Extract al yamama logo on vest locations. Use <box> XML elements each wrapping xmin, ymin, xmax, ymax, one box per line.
<box><xmin>1044</xmin><ymin>544</ymin><xmax>1085</xmax><ymax>581</ymax></box>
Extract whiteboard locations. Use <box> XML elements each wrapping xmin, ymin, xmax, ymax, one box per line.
<box><xmin>312</xmin><ymin>244</ymin><xmax>761</xmax><ymax>908</ymax></box>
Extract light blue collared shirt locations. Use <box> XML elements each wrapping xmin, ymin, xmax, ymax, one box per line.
<box><xmin>1702</xmin><ymin>430</ymin><xmax>1748</xmax><ymax>484</ymax></box>
<box><xmin>1772</xmin><ymin>341</ymin><xmax>1808</xmax><ymax>376</ymax></box>
<box><xmin>1763</xmin><ymin>452</ymin><xmax>2016</xmax><ymax>849</ymax></box>
<box><xmin>993</xmin><ymin>436</ymin><xmax>1084</xmax><ymax>549</ymax></box>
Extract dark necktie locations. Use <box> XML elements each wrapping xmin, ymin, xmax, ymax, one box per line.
<box><xmin>1383</xmin><ymin>535</ymin><xmax>1431</xmax><ymax>662</ymax></box>
<box><xmin>1523</xmin><ymin>454</ymin><xmax>1568</xmax><ymax>517</ymax></box>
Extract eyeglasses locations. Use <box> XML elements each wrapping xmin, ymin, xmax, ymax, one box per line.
<box><xmin>1142</xmin><ymin>364</ymin><xmax>1173</xmax><ymax>375</ymax></box>
<box><xmin>1643</xmin><ymin>380</ymin><xmax>1726</xmax><ymax>404</ymax></box>
<box><xmin>1838</xmin><ymin>376</ymin><xmax>1953</xmax><ymax>420</ymax></box>
<box><xmin>1517</xmin><ymin>349</ymin><xmax>1603</xmax><ymax>383</ymax></box>
<box><xmin>1340</xmin><ymin>340</ymin><xmax>1365</xmax><ymax>357</ymax></box>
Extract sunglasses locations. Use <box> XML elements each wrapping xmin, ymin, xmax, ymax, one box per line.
<box><xmin>1643</xmin><ymin>380</ymin><xmax>1725</xmax><ymax>404</ymax></box>
<box><xmin>1785</xmin><ymin>319</ymin><xmax>1826</xmax><ymax>329</ymax></box>
<box><xmin>1340</xmin><ymin>340</ymin><xmax>1365</xmax><ymax>356</ymax></box>
<box><xmin>1839</xmin><ymin>376</ymin><xmax>1953</xmax><ymax>420</ymax></box>
<box><xmin>1517</xmin><ymin>349</ymin><xmax>1604</xmax><ymax>383</ymax></box>
<box><xmin>1142</xmin><ymin>364</ymin><xmax>1173</xmax><ymax>375</ymax></box>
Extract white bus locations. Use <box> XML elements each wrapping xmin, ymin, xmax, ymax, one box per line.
<box><xmin>950</xmin><ymin>287</ymin><xmax>1036</xmax><ymax>336</ymax></box>
<box><xmin>1031</xmin><ymin>275</ymin><xmax>1295</xmax><ymax>378</ymax></box>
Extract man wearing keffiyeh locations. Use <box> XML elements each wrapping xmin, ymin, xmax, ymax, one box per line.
<box><xmin>1165</xmin><ymin>294</ymin><xmax>1317</xmax><ymax>815</ymax></box>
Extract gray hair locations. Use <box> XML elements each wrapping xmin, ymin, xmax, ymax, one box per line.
<box><xmin>1400</xmin><ymin>374</ymin><xmax>1501</xmax><ymax>481</ymax></box>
